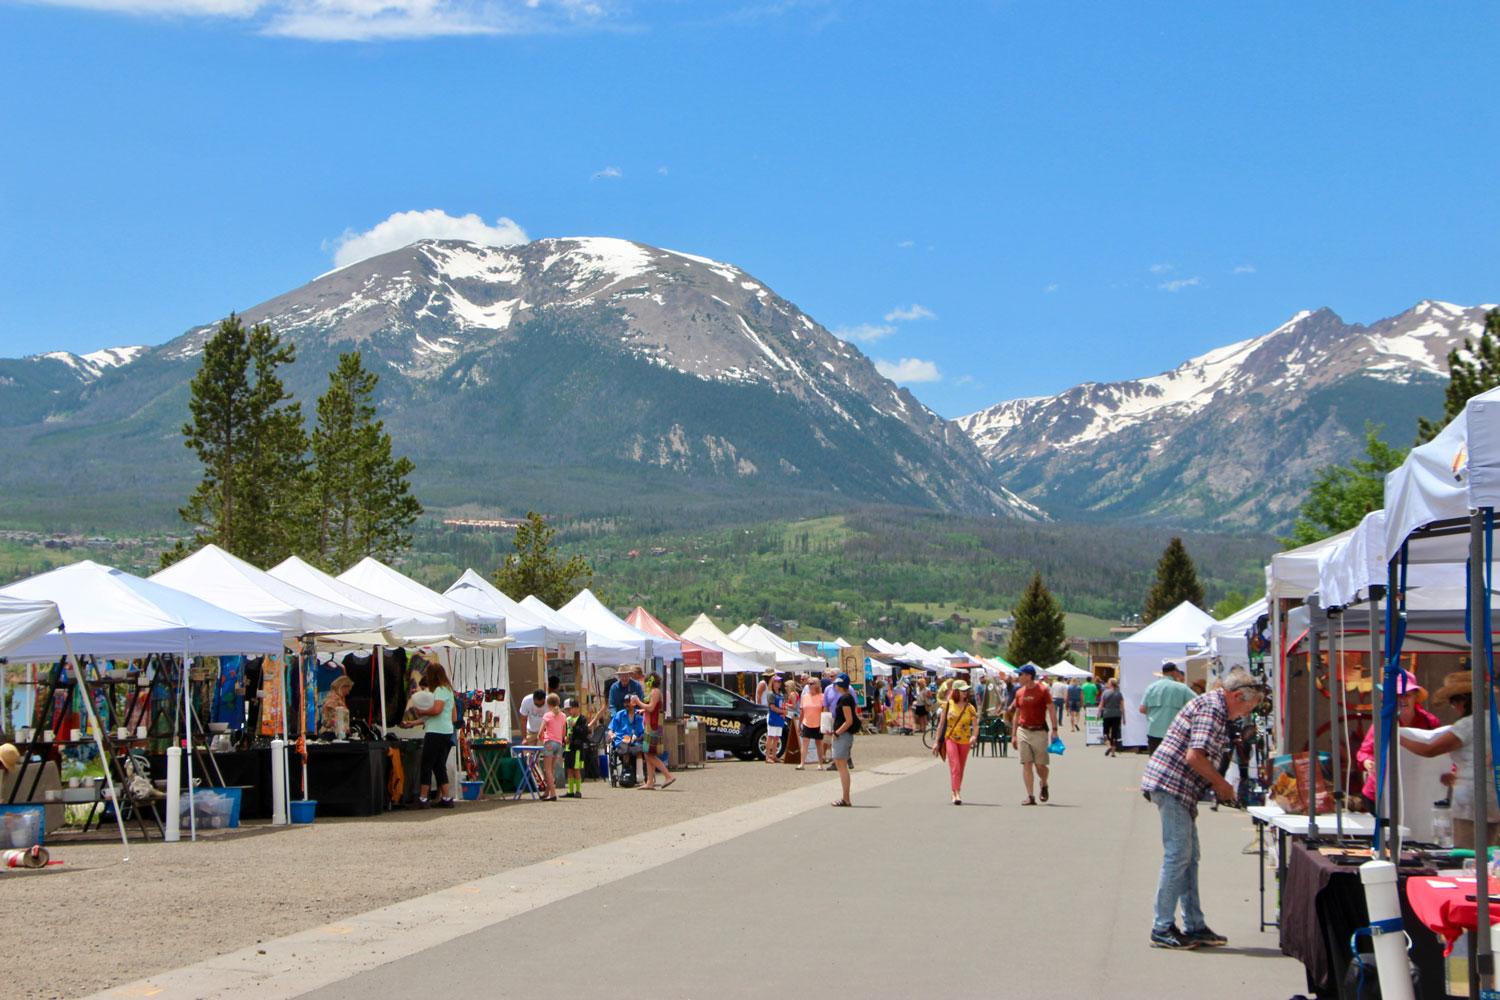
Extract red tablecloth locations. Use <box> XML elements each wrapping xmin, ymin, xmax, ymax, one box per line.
<box><xmin>1406</xmin><ymin>875</ymin><xmax>1500</xmax><ymax>954</ymax></box>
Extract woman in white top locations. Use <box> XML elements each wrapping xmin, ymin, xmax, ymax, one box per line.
<box><xmin>1400</xmin><ymin>670</ymin><xmax>1500</xmax><ymax>849</ymax></box>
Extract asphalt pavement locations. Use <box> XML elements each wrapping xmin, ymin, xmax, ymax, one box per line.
<box><xmin>94</xmin><ymin>732</ymin><xmax>1309</xmax><ymax>1000</ymax></box>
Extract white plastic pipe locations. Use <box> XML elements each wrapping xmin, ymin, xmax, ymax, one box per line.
<box><xmin>164</xmin><ymin>747</ymin><xmax>181</xmax><ymax>843</ymax></box>
<box><xmin>270</xmin><ymin>738</ymin><xmax>287</xmax><ymax>826</ymax></box>
<box><xmin>1359</xmin><ymin>860</ymin><xmax>1415</xmax><ymax>1000</ymax></box>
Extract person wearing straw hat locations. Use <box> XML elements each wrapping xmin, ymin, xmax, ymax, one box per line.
<box><xmin>1355</xmin><ymin>670</ymin><xmax>1438</xmax><ymax>812</ymax></box>
<box><xmin>933</xmin><ymin>680</ymin><xmax>980</xmax><ymax>805</ymax></box>
<box><xmin>1401</xmin><ymin>670</ymin><xmax>1500</xmax><ymax>849</ymax></box>
<box><xmin>0</xmin><ymin>743</ymin><xmax>21</xmax><ymax>775</ymax></box>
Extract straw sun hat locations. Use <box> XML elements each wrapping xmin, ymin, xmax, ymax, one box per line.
<box><xmin>0</xmin><ymin>743</ymin><xmax>20</xmax><ymax>772</ymax></box>
<box><xmin>1434</xmin><ymin>671</ymin><xmax>1474</xmax><ymax>703</ymax></box>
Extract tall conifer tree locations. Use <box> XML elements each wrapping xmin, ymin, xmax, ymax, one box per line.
<box><xmin>1143</xmin><ymin>537</ymin><xmax>1205</xmax><ymax>623</ymax></box>
<box><xmin>1007</xmin><ymin>571</ymin><xmax>1068</xmax><ymax>667</ymax></box>
<box><xmin>307</xmin><ymin>351</ymin><xmax>421</xmax><ymax>570</ymax></box>
<box><xmin>492</xmin><ymin>511</ymin><xmax>593</xmax><ymax>607</ymax></box>
<box><xmin>165</xmin><ymin>315</ymin><xmax>306</xmax><ymax>567</ymax></box>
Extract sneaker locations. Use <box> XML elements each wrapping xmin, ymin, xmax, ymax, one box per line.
<box><xmin>1183</xmin><ymin>926</ymin><xmax>1227</xmax><ymax>948</ymax></box>
<box><xmin>1149</xmin><ymin>927</ymin><xmax>1200</xmax><ymax>950</ymax></box>
<box><xmin>435</xmin><ymin>798</ymin><xmax>455</xmax><ymax>809</ymax></box>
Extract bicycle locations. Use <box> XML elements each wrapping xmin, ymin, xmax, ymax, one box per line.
<box><xmin>921</xmin><ymin>711</ymin><xmax>941</xmax><ymax>749</ymax></box>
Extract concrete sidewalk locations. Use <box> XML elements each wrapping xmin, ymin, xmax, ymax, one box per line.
<box><xmin>295</xmin><ymin>736</ymin><xmax>1306</xmax><ymax>999</ymax></box>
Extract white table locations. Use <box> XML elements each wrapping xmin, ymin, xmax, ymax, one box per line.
<box><xmin>1248</xmin><ymin>805</ymin><xmax>1406</xmax><ymax>930</ymax></box>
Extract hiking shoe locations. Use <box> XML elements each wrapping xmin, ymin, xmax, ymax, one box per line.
<box><xmin>1183</xmin><ymin>926</ymin><xmax>1227</xmax><ymax>948</ymax></box>
<box><xmin>1150</xmin><ymin>927</ymin><xmax>1199</xmax><ymax>950</ymax></box>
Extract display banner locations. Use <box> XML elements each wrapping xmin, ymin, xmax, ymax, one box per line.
<box><xmin>1084</xmin><ymin>706</ymin><xmax>1104</xmax><ymax>746</ymax></box>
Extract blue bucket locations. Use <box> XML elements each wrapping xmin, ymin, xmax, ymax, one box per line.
<box><xmin>460</xmin><ymin>780</ymin><xmax>483</xmax><ymax>801</ymax></box>
<box><xmin>289</xmin><ymin>799</ymin><xmax>317</xmax><ymax>824</ymax></box>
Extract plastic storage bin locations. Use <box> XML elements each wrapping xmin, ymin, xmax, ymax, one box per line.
<box><xmin>0</xmin><ymin>805</ymin><xmax>44</xmax><ymax>847</ymax></box>
<box><xmin>289</xmin><ymin>799</ymin><xmax>317</xmax><ymax>824</ymax></box>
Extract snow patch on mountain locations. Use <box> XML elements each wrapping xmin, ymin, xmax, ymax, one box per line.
<box><xmin>31</xmin><ymin>345</ymin><xmax>147</xmax><ymax>381</ymax></box>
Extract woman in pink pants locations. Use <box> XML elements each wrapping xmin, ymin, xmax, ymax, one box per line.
<box><xmin>932</xmin><ymin>680</ymin><xmax>980</xmax><ymax>805</ymax></box>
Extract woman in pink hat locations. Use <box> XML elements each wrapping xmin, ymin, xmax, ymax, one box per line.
<box><xmin>1356</xmin><ymin>671</ymin><xmax>1439</xmax><ymax>812</ymax></box>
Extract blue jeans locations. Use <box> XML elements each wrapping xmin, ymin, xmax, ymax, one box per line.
<box><xmin>1149</xmin><ymin>790</ymin><xmax>1205</xmax><ymax>933</ymax></box>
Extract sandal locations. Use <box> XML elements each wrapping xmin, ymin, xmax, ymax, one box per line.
<box><xmin>831</xmin><ymin>800</ymin><xmax>851</xmax><ymax>807</ymax></box>
<box><xmin>1040</xmin><ymin>784</ymin><xmax>1050</xmax><ymax>803</ymax></box>
<box><xmin>660</xmin><ymin>777</ymin><xmax>676</xmax><ymax>790</ymax></box>
<box><xmin>1022</xmin><ymin>796</ymin><xmax>1037</xmax><ymax>806</ymax></box>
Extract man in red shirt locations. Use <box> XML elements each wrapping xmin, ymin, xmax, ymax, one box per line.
<box><xmin>1010</xmin><ymin>664</ymin><xmax>1059</xmax><ymax>805</ymax></box>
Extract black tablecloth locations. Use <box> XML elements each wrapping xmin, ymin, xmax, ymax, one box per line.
<box><xmin>151</xmin><ymin>741</ymin><xmax>398</xmax><ymax>819</ymax></box>
<box><xmin>1280</xmin><ymin>841</ymin><xmax>1446</xmax><ymax>999</ymax></box>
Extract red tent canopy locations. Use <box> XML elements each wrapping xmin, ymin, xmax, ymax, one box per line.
<box><xmin>626</xmin><ymin>606</ymin><xmax>723</xmax><ymax>668</ymax></box>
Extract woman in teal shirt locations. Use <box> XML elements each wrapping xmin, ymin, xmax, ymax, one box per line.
<box><xmin>411</xmin><ymin>662</ymin><xmax>457</xmax><ymax>809</ymax></box>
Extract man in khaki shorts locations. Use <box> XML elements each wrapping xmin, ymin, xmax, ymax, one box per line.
<box><xmin>1010</xmin><ymin>664</ymin><xmax>1059</xmax><ymax>805</ymax></box>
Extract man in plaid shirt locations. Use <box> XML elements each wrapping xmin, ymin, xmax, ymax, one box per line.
<box><xmin>1140</xmin><ymin>667</ymin><xmax>1265</xmax><ymax>950</ymax></box>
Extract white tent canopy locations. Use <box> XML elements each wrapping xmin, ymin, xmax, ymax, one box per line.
<box><xmin>445</xmin><ymin>570</ymin><xmax>575</xmax><ymax>652</ymax></box>
<box><xmin>1385</xmin><ymin>385</ymin><xmax>1500</xmax><ymax>560</ymax></box>
<box><xmin>1204</xmin><ymin>598</ymin><xmax>1267</xmax><ymax>667</ymax></box>
<box><xmin>338</xmin><ymin>557</ymin><xmax>506</xmax><ymax>644</ymax></box>
<box><xmin>152</xmin><ymin>544</ymin><xmax>381</xmax><ymax>640</ymax></box>
<box><xmin>0</xmin><ymin>597</ymin><xmax>62</xmax><ymax>657</ymax></box>
<box><xmin>1044</xmin><ymin>662</ymin><xmax>1091</xmax><ymax>679</ymax></box>
<box><xmin>732</xmin><ymin>623</ymin><xmax>822</xmax><ymax>670</ymax></box>
<box><xmin>517</xmin><ymin>596</ymin><xmax>639</xmax><ymax>666</ymax></box>
<box><xmin>560</xmin><ymin>589</ymin><xmax>681</xmax><ymax>664</ymax></box>
<box><xmin>682</xmin><ymin>614</ymin><xmax>776</xmax><ymax>669</ymax></box>
<box><xmin>1118</xmin><ymin>601</ymin><xmax>1216</xmax><ymax>748</ymax></box>
<box><xmin>269</xmin><ymin>556</ymin><xmax>451</xmax><ymax>646</ymax></box>
<box><xmin>1</xmin><ymin>560</ymin><xmax>282</xmax><ymax>659</ymax></box>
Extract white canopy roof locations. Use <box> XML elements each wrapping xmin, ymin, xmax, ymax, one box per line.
<box><xmin>1386</xmin><ymin>385</ymin><xmax>1500</xmax><ymax>559</ymax></box>
<box><xmin>865</xmin><ymin>637</ymin><xmax>902</xmax><ymax>655</ymax></box>
<box><xmin>682</xmin><ymin>614</ymin><xmax>776</xmax><ymax>668</ymax></box>
<box><xmin>1204</xmin><ymin>598</ymin><xmax>1267</xmax><ymax>660</ymax></box>
<box><xmin>268</xmin><ymin>556</ymin><xmax>451</xmax><ymax>646</ymax></box>
<box><xmin>1118</xmin><ymin>601</ymin><xmax>1216</xmax><ymax>747</ymax></box>
<box><xmin>513</xmin><ymin>596</ymin><xmax>634</xmax><ymax>665</ymax></box>
<box><xmin>151</xmin><ymin>544</ymin><xmax>381</xmax><ymax>639</ymax></box>
<box><xmin>560</xmin><ymin>589</ymin><xmax>682</xmax><ymax>664</ymax></box>
<box><xmin>445</xmin><ymin>570</ymin><xmax>582</xmax><ymax>651</ymax></box>
<box><xmin>1044</xmin><ymin>662</ymin><xmax>1091</xmax><ymax>678</ymax></box>
<box><xmin>338</xmin><ymin>558</ymin><xmax>507</xmax><ymax>644</ymax></box>
<box><xmin>732</xmin><ymin>623</ymin><xmax>822</xmax><ymax>669</ymax></box>
<box><xmin>0</xmin><ymin>597</ymin><xmax>62</xmax><ymax>657</ymax></box>
<box><xmin>1</xmin><ymin>560</ymin><xmax>282</xmax><ymax>659</ymax></box>
<box><xmin>1123</xmin><ymin>602</ymin><xmax>1218</xmax><ymax>646</ymax></box>
<box><xmin>1267</xmin><ymin>527</ymin><xmax>1354</xmax><ymax>603</ymax></box>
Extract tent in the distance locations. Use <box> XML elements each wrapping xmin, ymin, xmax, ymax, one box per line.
<box><xmin>682</xmin><ymin>614</ymin><xmax>776</xmax><ymax>670</ymax></box>
<box><xmin>269</xmin><ymin>556</ymin><xmax>451</xmax><ymax>646</ymax></box>
<box><xmin>560</xmin><ymin>589</ymin><xmax>681</xmax><ymax>665</ymax></box>
<box><xmin>625</xmin><ymin>607</ymin><xmax>720</xmax><ymax>668</ymax></box>
<box><xmin>518</xmin><ymin>595</ymin><xmax>640</xmax><ymax>666</ymax></box>
<box><xmin>445</xmin><ymin>570</ymin><xmax>584</xmax><ymax>655</ymax></box>
<box><xmin>1117</xmin><ymin>601</ymin><xmax>1216</xmax><ymax>748</ymax></box>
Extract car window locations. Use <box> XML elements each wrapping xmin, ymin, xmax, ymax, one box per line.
<box><xmin>691</xmin><ymin>685</ymin><xmax>737</xmax><ymax>709</ymax></box>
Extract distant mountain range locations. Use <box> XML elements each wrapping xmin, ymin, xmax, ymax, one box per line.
<box><xmin>957</xmin><ymin>301</ymin><xmax>1495</xmax><ymax>532</ymax></box>
<box><xmin>0</xmin><ymin>238</ymin><xmax>1038</xmax><ymax>529</ymax></box>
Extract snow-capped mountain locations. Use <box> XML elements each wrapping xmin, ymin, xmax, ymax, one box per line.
<box><xmin>0</xmin><ymin>237</ymin><xmax>1037</xmax><ymax>524</ymax></box>
<box><xmin>29</xmin><ymin>345</ymin><xmax>148</xmax><ymax>382</ymax></box>
<box><xmin>958</xmin><ymin>301</ymin><xmax>1494</xmax><ymax>531</ymax></box>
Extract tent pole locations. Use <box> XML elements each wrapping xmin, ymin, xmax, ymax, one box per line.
<box><xmin>1385</xmin><ymin>559</ymin><xmax>1402</xmax><ymax>855</ymax></box>
<box><xmin>1328</xmin><ymin>609</ymin><xmax>1344</xmax><ymax>840</ymax></box>
<box><xmin>1306</xmin><ymin>597</ymin><xmax>1320</xmax><ymax>837</ymax></box>
<box><xmin>1470</xmin><ymin>510</ymin><xmax>1492</xmax><ymax>993</ymax></box>
<box><xmin>183</xmin><ymin>648</ymin><xmax>196</xmax><ymax>841</ymax></box>
<box><xmin>376</xmin><ymin>645</ymin><xmax>388</xmax><ymax>735</ymax></box>
<box><xmin>61</xmin><ymin>632</ymin><xmax>130</xmax><ymax>859</ymax></box>
<box><xmin>1369</xmin><ymin>584</ymin><xmax>1386</xmax><ymax>860</ymax></box>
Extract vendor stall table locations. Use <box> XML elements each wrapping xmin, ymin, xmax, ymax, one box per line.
<box><xmin>1407</xmin><ymin>875</ymin><xmax>1498</xmax><ymax>954</ymax></box>
<box><xmin>510</xmin><ymin>744</ymin><xmax>543</xmax><ymax>800</ymax></box>
<box><xmin>149</xmin><ymin>741</ymin><xmax>392</xmax><ymax>819</ymax></box>
<box><xmin>1249</xmin><ymin>805</ymin><xmax>1405</xmax><ymax>932</ymax></box>
<box><xmin>1279</xmin><ymin>840</ymin><xmax>1445</xmax><ymax>999</ymax></box>
<box><xmin>470</xmin><ymin>741</ymin><xmax>521</xmax><ymax>796</ymax></box>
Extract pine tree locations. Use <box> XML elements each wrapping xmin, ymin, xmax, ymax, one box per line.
<box><xmin>492</xmin><ymin>511</ymin><xmax>593</xmax><ymax>607</ymax></box>
<box><xmin>165</xmin><ymin>315</ymin><xmax>307</xmax><ymax>567</ymax></box>
<box><xmin>1285</xmin><ymin>424</ymin><xmax>1406</xmax><ymax>548</ymax></box>
<box><xmin>1006</xmin><ymin>571</ymin><xmax>1068</xmax><ymax>667</ymax></box>
<box><xmin>1417</xmin><ymin>307</ymin><xmax>1500</xmax><ymax>443</ymax></box>
<box><xmin>307</xmin><ymin>351</ymin><xmax>422</xmax><ymax>570</ymax></box>
<box><xmin>1143</xmin><ymin>537</ymin><xmax>1205</xmax><ymax>623</ymax></box>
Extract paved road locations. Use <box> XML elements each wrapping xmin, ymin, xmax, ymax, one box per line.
<box><xmin>94</xmin><ymin>734</ymin><xmax>1308</xmax><ymax>1000</ymax></box>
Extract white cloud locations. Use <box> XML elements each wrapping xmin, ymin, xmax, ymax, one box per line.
<box><xmin>896</xmin><ymin>239</ymin><xmax>915</xmax><ymax>249</ymax></box>
<box><xmin>1044</xmin><ymin>282</ymin><xmax>1061</xmax><ymax>294</ymax></box>
<box><xmin>330</xmin><ymin>209</ymin><xmax>527</xmax><ymax>267</ymax></box>
<box><xmin>876</xmin><ymin>357</ymin><xmax>941</xmax><ymax>384</ymax></box>
<box><xmin>1233</xmin><ymin>264</ymin><xmax>1257</xmax><ymax>274</ymax></box>
<box><xmin>1149</xmin><ymin>262</ymin><xmax>1175</xmax><ymax>274</ymax></box>
<box><xmin>833</xmin><ymin>323</ymin><xmax>896</xmax><ymax>344</ymax></box>
<box><xmin>1158</xmin><ymin>276</ymin><xmax>1202</xmax><ymax>293</ymax></box>
<box><xmin>23</xmin><ymin>0</ymin><xmax>613</xmax><ymax>41</ymax></box>
<box><xmin>592</xmin><ymin>165</ymin><xmax>623</xmax><ymax>180</ymax></box>
<box><xmin>883</xmin><ymin>303</ymin><xmax>936</xmax><ymax>323</ymax></box>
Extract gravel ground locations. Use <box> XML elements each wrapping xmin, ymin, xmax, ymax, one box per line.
<box><xmin>13</xmin><ymin>734</ymin><xmax>923</xmax><ymax>1000</ymax></box>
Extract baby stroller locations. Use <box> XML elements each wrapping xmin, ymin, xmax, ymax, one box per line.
<box><xmin>608</xmin><ymin>739</ymin><xmax>638</xmax><ymax>788</ymax></box>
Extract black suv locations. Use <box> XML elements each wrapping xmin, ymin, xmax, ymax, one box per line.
<box><xmin>683</xmin><ymin>680</ymin><xmax>772</xmax><ymax>760</ymax></box>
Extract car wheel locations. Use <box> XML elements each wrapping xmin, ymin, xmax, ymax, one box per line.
<box><xmin>754</xmin><ymin>727</ymin><xmax>768</xmax><ymax>761</ymax></box>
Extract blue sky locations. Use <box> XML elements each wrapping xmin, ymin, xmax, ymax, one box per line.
<box><xmin>1</xmin><ymin>2</ymin><xmax>1495</xmax><ymax>417</ymax></box>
